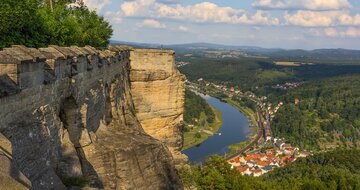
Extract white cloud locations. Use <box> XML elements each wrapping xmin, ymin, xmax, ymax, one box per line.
<box><xmin>253</xmin><ymin>0</ymin><xmax>351</xmax><ymax>11</ymax></box>
<box><xmin>121</xmin><ymin>0</ymin><xmax>156</xmax><ymax>16</ymax></box>
<box><xmin>83</xmin><ymin>0</ymin><xmax>112</xmax><ymax>12</ymax></box>
<box><xmin>324</xmin><ymin>27</ymin><xmax>339</xmax><ymax>37</ymax></box>
<box><xmin>178</xmin><ymin>26</ymin><xmax>189</xmax><ymax>32</ymax></box>
<box><xmin>284</xmin><ymin>11</ymin><xmax>360</xmax><ymax>27</ymax></box>
<box><xmin>118</xmin><ymin>1</ymin><xmax>279</xmax><ymax>26</ymax></box>
<box><xmin>309</xmin><ymin>28</ymin><xmax>322</xmax><ymax>36</ymax></box>
<box><xmin>309</xmin><ymin>27</ymin><xmax>360</xmax><ymax>37</ymax></box>
<box><xmin>156</xmin><ymin>2</ymin><xmax>279</xmax><ymax>25</ymax></box>
<box><xmin>105</xmin><ymin>11</ymin><xmax>123</xmax><ymax>24</ymax></box>
<box><xmin>138</xmin><ymin>19</ymin><xmax>167</xmax><ymax>29</ymax></box>
<box><xmin>284</xmin><ymin>11</ymin><xmax>336</xmax><ymax>27</ymax></box>
<box><xmin>345</xmin><ymin>27</ymin><xmax>360</xmax><ymax>37</ymax></box>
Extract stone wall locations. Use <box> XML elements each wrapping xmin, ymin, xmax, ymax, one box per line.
<box><xmin>0</xmin><ymin>45</ymin><xmax>183</xmax><ymax>189</ymax></box>
<box><xmin>130</xmin><ymin>49</ymin><xmax>187</xmax><ymax>163</ymax></box>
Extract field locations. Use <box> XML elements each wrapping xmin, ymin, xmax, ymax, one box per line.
<box><xmin>273</xmin><ymin>61</ymin><xmax>301</xmax><ymax>66</ymax></box>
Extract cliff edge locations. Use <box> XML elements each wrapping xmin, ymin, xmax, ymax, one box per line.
<box><xmin>0</xmin><ymin>45</ymin><xmax>183</xmax><ymax>189</ymax></box>
<box><xmin>130</xmin><ymin>49</ymin><xmax>187</xmax><ymax>164</ymax></box>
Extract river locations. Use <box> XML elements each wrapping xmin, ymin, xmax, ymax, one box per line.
<box><xmin>182</xmin><ymin>94</ymin><xmax>252</xmax><ymax>163</ymax></box>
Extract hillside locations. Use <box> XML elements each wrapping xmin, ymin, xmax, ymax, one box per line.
<box><xmin>272</xmin><ymin>75</ymin><xmax>360</xmax><ymax>150</ymax></box>
<box><xmin>113</xmin><ymin>41</ymin><xmax>360</xmax><ymax>64</ymax></box>
<box><xmin>178</xmin><ymin>56</ymin><xmax>360</xmax><ymax>93</ymax></box>
<box><xmin>180</xmin><ymin>149</ymin><xmax>360</xmax><ymax>190</ymax></box>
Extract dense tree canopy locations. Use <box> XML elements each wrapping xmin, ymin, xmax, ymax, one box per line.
<box><xmin>184</xmin><ymin>89</ymin><xmax>215</xmax><ymax>124</ymax></box>
<box><xmin>272</xmin><ymin>75</ymin><xmax>360</xmax><ymax>150</ymax></box>
<box><xmin>0</xmin><ymin>0</ymin><xmax>112</xmax><ymax>49</ymax></box>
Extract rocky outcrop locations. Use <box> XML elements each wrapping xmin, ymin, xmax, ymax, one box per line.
<box><xmin>0</xmin><ymin>45</ymin><xmax>183</xmax><ymax>189</ymax></box>
<box><xmin>130</xmin><ymin>49</ymin><xmax>187</xmax><ymax>163</ymax></box>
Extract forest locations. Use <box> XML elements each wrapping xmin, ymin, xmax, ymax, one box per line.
<box><xmin>184</xmin><ymin>89</ymin><xmax>215</xmax><ymax>124</ymax></box>
<box><xmin>272</xmin><ymin>75</ymin><xmax>360</xmax><ymax>150</ymax></box>
<box><xmin>179</xmin><ymin>54</ymin><xmax>360</xmax><ymax>151</ymax></box>
<box><xmin>180</xmin><ymin>149</ymin><xmax>360</xmax><ymax>190</ymax></box>
<box><xmin>0</xmin><ymin>0</ymin><xmax>112</xmax><ymax>49</ymax></box>
<box><xmin>179</xmin><ymin>56</ymin><xmax>360</xmax><ymax>94</ymax></box>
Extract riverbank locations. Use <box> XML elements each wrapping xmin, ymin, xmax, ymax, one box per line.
<box><xmin>224</xmin><ymin>98</ymin><xmax>259</xmax><ymax>155</ymax></box>
<box><xmin>182</xmin><ymin>106</ymin><xmax>223</xmax><ymax>150</ymax></box>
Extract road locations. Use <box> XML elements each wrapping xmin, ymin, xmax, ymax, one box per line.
<box><xmin>227</xmin><ymin>107</ymin><xmax>265</xmax><ymax>160</ymax></box>
<box><xmin>187</xmin><ymin>81</ymin><xmax>273</xmax><ymax>160</ymax></box>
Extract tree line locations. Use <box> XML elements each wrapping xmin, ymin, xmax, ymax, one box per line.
<box><xmin>0</xmin><ymin>0</ymin><xmax>112</xmax><ymax>49</ymax></box>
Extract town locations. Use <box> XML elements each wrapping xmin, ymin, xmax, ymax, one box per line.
<box><xmin>187</xmin><ymin>78</ymin><xmax>311</xmax><ymax>176</ymax></box>
<box><xmin>175</xmin><ymin>61</ymin><xmax>191</xmax><ymax>67</ymax></box>
<box><xmin>228</xmin><ymin>138</ymin><xmax>311</xmax><ymax>177</ymax></box>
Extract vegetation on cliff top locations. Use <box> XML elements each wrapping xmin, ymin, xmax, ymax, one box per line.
<box><xmin>0</xmin><ymin>0</ymin><xmax>112</xmax><ymax>49</ymax></box>
<box><xmin>179</xmin><ymin>149</ymin><xmax>360</xmax><ymax>190</ymax></box>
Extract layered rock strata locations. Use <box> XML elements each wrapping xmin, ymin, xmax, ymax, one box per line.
<box><xmin>0</xmin><ymin>45</ymin><xmax>183</xmax><ymax>189</ymax></box>
<box><xmin>130</xmin><ymin>49</ymin><xmax>187</xmax><ymax>163</ymax></box>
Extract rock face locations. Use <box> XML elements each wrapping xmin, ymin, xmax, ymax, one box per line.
<box><xmin>0</xmin><ymin>45</ymin><xmax>183</xmax><ymax>189</ymax></box>
<box><xmin>0</xmin><ymin>133</ymin><xmax>32</xmax><ymax>190</ymax></box>
<box><xmin>130</xmin><ymin>49</ymin><xmax>187</xmax><ymax>163</ymax></box>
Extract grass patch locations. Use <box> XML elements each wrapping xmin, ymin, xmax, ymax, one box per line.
<box><xmin>227</xmin><ymin>141</ymin><xmax>249</xmax><ymax>155</ymax></box>
<box><xmin>182</xmin><ymin>106</ymin><xmax>223</xmax><ymax>150</ymax></box>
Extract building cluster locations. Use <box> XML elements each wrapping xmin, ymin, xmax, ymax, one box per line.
<box><xmin>259</xmin><ymin>101</ymin><xmax>284</xmax><ymax>120</ymax></box>
<box><xmin>272</xmin><ymin>82</ymin><xmax>304</xmax><ymax>90</ymax></box>
<box><xmin>203</xmin><ymin>50</ymin><xmax>249</xmax><ymax>59</ymax></box>
<box><xmin>175</xmin><ymin>61</ymin><xmax>190</xmax><ymax>67</ymax></box>
<box><xmin>228</xmin><ymin>138</ymin><xmax>310</xmax><ymax>177</ymax></box>
<box><xmin>202</xmin><ymin>50</ymin><xmax>268</xmax><ymax>59</ymax></box>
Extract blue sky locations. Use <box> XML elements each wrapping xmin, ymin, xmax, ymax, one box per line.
<box><xmin>83</xmin><ymin>0</ymin><xmax>360</xmax><ymax>49</ymax></box>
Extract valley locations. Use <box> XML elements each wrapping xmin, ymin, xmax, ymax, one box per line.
<box><xmin>177</xmin><ymin>44</ymin><xmax>360</xmax><ymax>189</ymax></box>
<box><xmin>1</xmin><ymin>1</ymin><xmax>360</xmax><ymax>189</ymax></box>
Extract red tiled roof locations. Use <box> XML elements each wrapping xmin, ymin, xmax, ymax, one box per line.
<box><xmin>251</xmin><ymin>169</ymin><xmax>262</xmax><ymax>174</ymax></box>
<box><xmin>266</xmin><ymin>154</ymin><xmax>276</xmax><ymax>159</ymax></box>
<box><xmin>280</xmin><ymin>155</ymin><xmax>291</xmax><ymax>163</ymax></box>
<box><xmin>245</xmin><ymin>154</ymin><xmax>263</xmax><ymax>161</ymax></box>
<box><xmin>256</xmin><ymin>161</ymin><xmax>271</xmax><ymax>167</ymax></box>
<box><xmin>238</xmin><ymin>166</ymin><xmax>249</xmax><ymax>173</ymax></box>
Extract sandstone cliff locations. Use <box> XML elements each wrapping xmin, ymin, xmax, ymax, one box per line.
<box><xmin>0</xmin><ymin>45</ymin><xmax>183</xmax><ymax>189</ymax></box>
<box><xmin>130</xmin><ymin>49</ymin><xmax>187</xmax><ymax>163</ymax></box>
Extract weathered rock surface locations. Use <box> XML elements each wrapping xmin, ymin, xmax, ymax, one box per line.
<box><xmin>0</xmin><ymin>133</ymin><xmax>32</xmax><ymax>190</ymax></box>
<box><xmin>0</xmin><ymin>46</ymin><xmax>183</xmax><ymax>189</ymax></box>
<box><xmin>130</xmin><ymin>49</ymin><xmax>187</xmax><ymax>163</ymax></box>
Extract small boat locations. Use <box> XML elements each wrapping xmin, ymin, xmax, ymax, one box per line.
<box><xmin>218</xmin><ymin>133</ymin><xmax>222</xmax><ymax>136</ymax></box>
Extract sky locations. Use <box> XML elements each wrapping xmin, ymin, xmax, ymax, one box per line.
<box><xmin>83</xmin><ymin>0</ymin><xmax>360</xmax><ymax>49</ymax></box>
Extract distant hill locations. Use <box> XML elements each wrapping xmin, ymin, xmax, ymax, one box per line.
<box><xmin>111</xmin><ymin>41</ymin><xmax>360</xmax><ymax>62</ymax></box>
